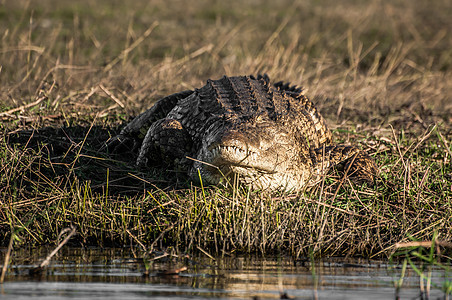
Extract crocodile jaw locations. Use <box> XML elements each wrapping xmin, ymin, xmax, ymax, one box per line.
<box><xmin>189</xmin><ymin>142</ymin><xmax>311</xmax><ymax>192</ymax></box>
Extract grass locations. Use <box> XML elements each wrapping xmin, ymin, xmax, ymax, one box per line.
<box><xmin>0</xmin><ymin>0</ymin><xmax>451</xmax><ymax>258</ymax></box>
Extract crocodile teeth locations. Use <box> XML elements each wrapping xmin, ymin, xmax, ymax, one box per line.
<box><xmin>210</xmin><ymin>145</ymin><xmax>258</xmax><ymax>161</ymax></box>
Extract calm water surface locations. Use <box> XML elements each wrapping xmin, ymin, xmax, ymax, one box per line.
<box><xmin>0</xmin><ymin>247</ymin><xmax>449</xmax><ymax>299</ymax></box>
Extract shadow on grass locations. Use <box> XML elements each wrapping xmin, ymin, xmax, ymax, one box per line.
<box><xmin>6</xmin><ymin>124</ymin><xmax>188</xmax><ymax>197</ymax></box>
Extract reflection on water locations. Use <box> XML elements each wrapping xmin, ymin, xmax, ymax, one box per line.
<box><xmin>0</xmin><ymin>247</ymin><xmax>449</xmax><ymax>299</ymax></box>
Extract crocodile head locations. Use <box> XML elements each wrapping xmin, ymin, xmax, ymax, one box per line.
<box><xmin>189</xmin><ymin>117</ymin><xmax>315</xmax><ymax>192</ymax></box>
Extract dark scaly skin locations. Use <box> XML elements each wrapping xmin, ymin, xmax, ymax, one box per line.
<box><xmin>108</xmin><ymin>75</ymin><xmax>377</xmax><ymax>192</ymax></box>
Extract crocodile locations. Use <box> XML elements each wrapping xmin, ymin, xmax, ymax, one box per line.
<box><xmin>108</xmin><ymin>75</ymin><xmax>377</xmax><ymax>192</ymax></box>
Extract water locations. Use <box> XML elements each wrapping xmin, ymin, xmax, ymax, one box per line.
<box><xmin>1</xmin><ymin>247</ymin><xmax>450</xmax><ymax>299</ymax></box>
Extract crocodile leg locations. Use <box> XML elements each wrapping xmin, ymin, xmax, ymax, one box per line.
<box><xmin>310</xmin><ymin>145</ymin><xmax>377</xmax><ymax>185</ymax></box>
<box><xmin>106</xmin><ymin>90</ymin><xmax>193</xmax><ymax>153</ymax></box>
<box><xmin>137</xmin><ymin>118</ymin><xmax>193</xmax><ymax>168</ymax></box>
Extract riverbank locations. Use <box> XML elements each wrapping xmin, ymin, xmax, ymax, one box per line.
<box><xmin>1</xmin><ymin>0</ymin><xmax>451</xmax><ymax>258</ymax></box>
